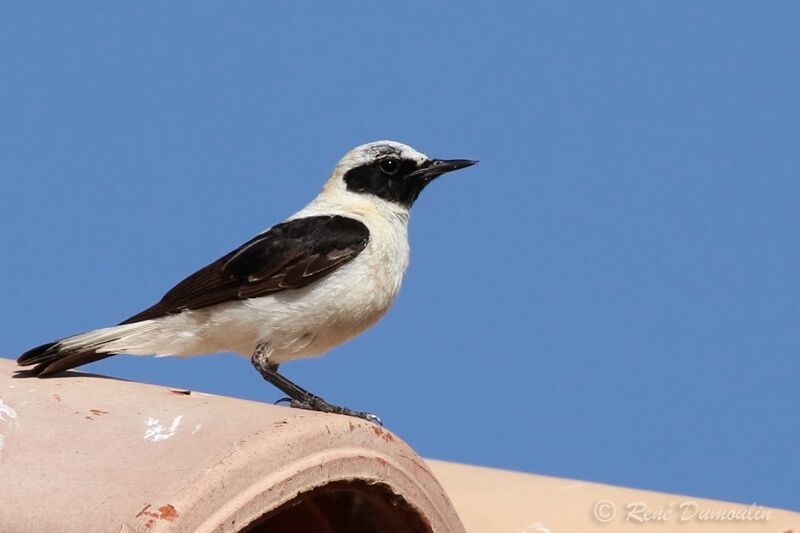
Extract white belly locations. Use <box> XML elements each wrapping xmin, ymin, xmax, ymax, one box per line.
<box><xmin>208</xmin><ymin>247</ymin><xmax>406</xmax><ymax>363</ymax></box>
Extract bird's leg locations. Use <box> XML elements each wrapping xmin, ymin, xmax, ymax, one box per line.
<box><xmin>251</xmin><ymin>342</ymin><xmax>381</xmax><ymax>424</ymax></box>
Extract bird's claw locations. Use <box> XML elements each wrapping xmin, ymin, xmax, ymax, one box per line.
<box><xmin>364</xmin><ymin>413</ymin><xmax>383</xmax><ymax>426</ymax></box>
<box><xmin>288</xmin><ymin>399</ymin><xmax>313</xmax><ymax>410</ymax></box>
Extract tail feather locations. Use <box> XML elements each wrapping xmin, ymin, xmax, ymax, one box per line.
<box><xmin>30</xmin><ymin>350</ymin><xmax>113</xmax><ymax>377</ymax></box>
<box><xmin>18</xmin><ymin>341</ymin><xmax>114</xmax><ymax>377</ymax></box>
<box><xmin>18</xmin><ymin>341</ymin><xmax>61</xmax><ymax>366</ymax></box>
<box><xmin>17</xmin><ymin>321</ymin><xmax>157</xmax><ymax>377</ymax></box>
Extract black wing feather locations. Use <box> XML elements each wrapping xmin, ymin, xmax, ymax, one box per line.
<box><xmin>121</xmin><ymin>215</ymin><xmax>369</xmax><ymax>324</ymax></box>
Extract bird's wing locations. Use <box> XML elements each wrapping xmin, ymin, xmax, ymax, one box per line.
<box><xmin>120</xmin><ymin>215</ymin><xmax>369</xmax><ymax>324</ymax></box>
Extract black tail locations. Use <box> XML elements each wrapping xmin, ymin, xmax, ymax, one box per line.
<box><xmin>17</xmin><ymin>341</ymin><xmax>113</xmax><ymax>377</ymax></box>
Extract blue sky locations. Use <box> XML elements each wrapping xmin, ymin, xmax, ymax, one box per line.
<box><xmin>1</xmin><ymin>2</ymin><xmax>798</xmax><ymax>512</ymax></box>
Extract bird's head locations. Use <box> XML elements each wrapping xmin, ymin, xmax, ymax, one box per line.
<box><xmin>324</xmin><ymin>141</ymin><xmax>477</xmax><ymax>209</ymax></box>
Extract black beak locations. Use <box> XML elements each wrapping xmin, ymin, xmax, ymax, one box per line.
<box><xmin>412</xmin><ymin>158</ymin><xmax>478</xmax><ymax>181</ymax></box>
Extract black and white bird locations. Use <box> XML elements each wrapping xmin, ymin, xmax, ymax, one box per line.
<box><xmin>17</xmin><ymin>141</ymin><xmax>476</xmax><ymax>421</ymax></box>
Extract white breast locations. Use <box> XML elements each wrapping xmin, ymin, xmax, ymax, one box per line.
<box><xmin>255</xmin><ymin>190</ymin><xmax>411</xmax><ymax>362</ymax></box>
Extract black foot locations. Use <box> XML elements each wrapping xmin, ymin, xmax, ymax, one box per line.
<box><xmin>251</xmin><ymin>343</ymin><xmax>381</xmax><ymax>424</ymax></box>
<box><xmin>289</xmin><ymin>397</ymin><xmax>382</xmax><ymax>425</ymax></box>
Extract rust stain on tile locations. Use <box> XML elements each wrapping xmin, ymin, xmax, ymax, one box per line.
<box><xmin>371</xmin><ymin>425</ymin><xmax>395</xmax><ymax>442</ymax></box>
<box><xmin>136</xmin><ymin>503</ymin><xmax>178</xmax><ymax>522</ymax></box>
<box><xmin>157</xmin><ymin>504</ymin><xmax>178</xmax><ymax>521</ymax></box>
<box><xmin>136</xmin><ymin>504</ymin><xmax>152</xmax><ymax>518</ymax></box>
<box><xmin>85</xmin><ymin>408</ymin><xmax>109</xmax><ymax>420</ymax></box>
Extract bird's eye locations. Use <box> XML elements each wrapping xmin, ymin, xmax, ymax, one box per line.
<box><xmin>378</xmin><ymin>158</ymin><xmax>400</xmax><ymax>175</ymax></box>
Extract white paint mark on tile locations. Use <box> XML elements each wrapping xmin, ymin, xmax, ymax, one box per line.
<box><xmin>7</xmin><ymin>385</ymin><xmax>15</xmax><ymax>389</ymax></box>
<box><xmin>143</xmin><ymin>415</ymin><xmax>183</xmax><ymax>442</ymax></box>
<box><xmin>0</xmin><ymin>399</ymin><xmax>18</xmax><ymax>425</ymax></box>
<box><xmin>192</xmin><ymin>423</ymin><xmax>202</xmax><ymax>435</ymax></box>
<box><xmin>28</xmin><ymin>389</ymin><xmax>37</xmax><ymax>393</ymax></box>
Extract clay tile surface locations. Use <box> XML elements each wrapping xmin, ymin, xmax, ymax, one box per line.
<box><xmin>426</xmin><ymin>460</ymin><xmax>800</xmax><ymax>532</ymax></box>
<box><xmin>2</xmin><ymin>356</ymin><xmax>798</xmax><ymax>532</ymax></box>
<box><xmin>0</xmin><ymin>358</ymin><xmax>463</xmax><ymax>532</ymax></box>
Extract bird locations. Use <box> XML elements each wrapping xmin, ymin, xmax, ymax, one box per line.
<box><xmin>16</xmin><ymin>140</ymin><xmax>477</xmax><ymax>421</ymax></box>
